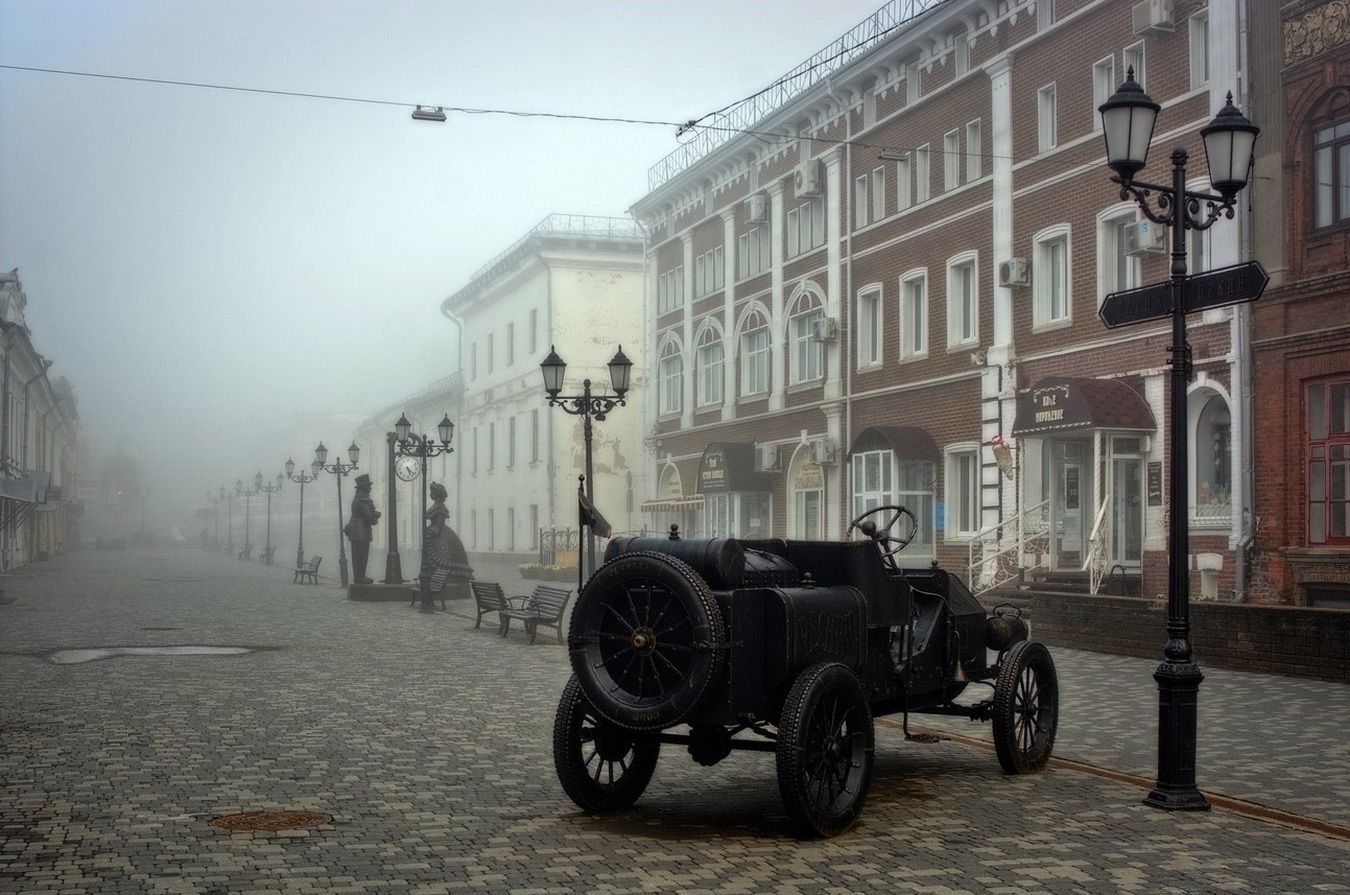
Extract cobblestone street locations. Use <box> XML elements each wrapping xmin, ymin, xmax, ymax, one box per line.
<box><xmin>2</xmin><ymin>548</ymin><xmax>1348</xmax><ymax>894</ymax></box>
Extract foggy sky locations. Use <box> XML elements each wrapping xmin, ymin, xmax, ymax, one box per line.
<box><xmin>0</xmin><ymin>0</ymin><xmax>882</xmax><ymax>527</ymax></box>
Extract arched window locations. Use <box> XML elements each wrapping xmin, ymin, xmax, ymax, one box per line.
<box><xmin>694</xmin><ymin>323</ymin><xmax>724</xmax><ymax>407</ymax></box>
<box><xmin>788</xmin><ymin>444</ymin><xmax>824</xmax><ymax>539</ymax></box>
<box><xmin>787</xmin><ymin>290</ymin><xmax>824</xmax><ymax>384</ymax></box>
<box><xmin>658</xmin><ymin>338</ymin><xmax>682</xmax><ymax>416</ymax></box>
<box><xmin>738</xmin><ymin>308</ymin><xmax>771</xmax><ymax>398</ymax></box>
<box><xmin>1193</xmin><ymin>391</ymin><xmax>1231</xmax><ymax>524</ymax></box>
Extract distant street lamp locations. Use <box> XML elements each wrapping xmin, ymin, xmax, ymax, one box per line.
<box><xmin>284</xmin><ymin>456</ymin><xmax>318</xmax><ymax>570</ymax></box>
<box><xmin>236</xmin><ymin>477</ymin><xmax>258</xmax><ymax>561</ymax></box>
<box><xmin>206</xmin><ymin>490</ymin><xmax>221</xmax><ymax>548</ymax></box>
<box><xmin>1098</xmin><ymin>70</ymin><xmax>1258</xmax><ymax>812</ymax></box>
<box><xmin>539</xmin><ymin>344</ymin><xmax>632</xmax><ymax>576</ymax></box>
<box><xmin>222</xmin><ymin>486</ymin><xmax>234</xmax><ymax>555</ymax></box>
<box><xmin>314</xmin><ymin>441</ymin><xmax>360</xmax><ymax>587</ymax></box>
<box><xmin>394</xmin><ymin>412</ymin><xmax>455</xmax><ymax>576</ymax></box>
<box><xmin>256</xmin><ymin>472</ymin><xmax>283</xmax><ymax>565</ymax></box>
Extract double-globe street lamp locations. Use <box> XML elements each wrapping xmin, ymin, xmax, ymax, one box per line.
<box><xmin>393</xmin><ymin>413</ymin><xmax>454</xmax><ymax>578</ymax></box>
<box><xmin>314</xmin><ymin>441</ymin><xmax>360</xmax><ymax>587</ymax></box>
<box><xmin>256</xmin><ymin>472</ymin><xmax>284</xmax><ymax>565</ymax></box>
<box><xmin>221</xmin><ymin>486</ymin><xmax>234</xmax><ymax>555</ymax></box>
<box><xmin>235</xmin><ymin>477</ymin><xmax>258</xmax><ymax>561</ymax></box>
<box><xmin>539</xmin><ymin>345</ymin><xmax>632</xmax><ymax>577</ymax></box>
<box><xmin>284</xmin><ymin>456</ymin><xmax>318</xmax><ymax>569</ymax></box>
<box><xmin>1097</xmin><ymin>69</ymin><xmax>1258</xmax><ymax>812</ymax></box>
<box><xmin>205</xmin><ymin>490</ymin><xmax>222</xmax><ymax>548</ymax></box>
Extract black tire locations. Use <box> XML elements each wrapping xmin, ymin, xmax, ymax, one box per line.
<box><xmin>567</xmin><ymin>551</ymin><xmax>726</xmax><ymax>731</ymax></box>
<box><xmin>775</xmin><ymin>662</ymin><xmax>874</xmax><ymax>838</ymax></box>
<box><xmin>992</xmin><ymin>640</ymin><xmax>1059</xmax><ymax>774</ymax></box>
<box><xmin>553</xmin><ymin>675</ymin><xmax>660</xmax><ymax>812</ymax></box>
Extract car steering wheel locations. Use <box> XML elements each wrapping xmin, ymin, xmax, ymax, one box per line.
<box><xmin>846</xmin><ymin>504</ymin><xmax>919</xmax><ymax>570</ymax></box>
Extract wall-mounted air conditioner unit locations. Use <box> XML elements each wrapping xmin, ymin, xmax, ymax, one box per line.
<box><xmin>1126</xmin><ymin>220</ymin><xmax>1168</xmax><ymax>255</ymax></box>
<box><xmin>1132</xmin><ymin>0</ymin><xmax>1174</xmax><ymax>34</ymax></box>
<box><xmin>811</xmin><ymin>317</ymin><xmax>839</xmax><ymax>342</ymax></box>
<box><xmin>998</xmin><ymin>258</ymin><xmax>1030</xmax><ymax>288</ymax></box>
<box><xmin>747</xmin><ymin>193</ymin><xmax>768</xmax><ymax>223</ymax></box>
<box><xmin>810</xmin><ymin>437</ymin><xmax>838</xmax><ymax>465</ymax></box>
<box><xmin>756</xmin><ymin>444</ymin><xmax>782</xmax><ymax>472</ymax></box>
<box><xmin>795</xmin><ymin>160</ymin><xmax>822</xmax><ymax>196</ymax></box>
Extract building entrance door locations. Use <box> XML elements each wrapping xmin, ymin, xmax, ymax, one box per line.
<box><xmin>1109</xmin><ymin>438</ymin><xmax>1144</xmax><ymax>567</ymax></box>
<box><xmin>1049</xmin><ymin>439</ymin><xmax>1091</xmax><ymax>570</ymax></box>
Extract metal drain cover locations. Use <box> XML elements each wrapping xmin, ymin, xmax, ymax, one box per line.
<box><xmin>209</xmin><ymin>810</ymin><xmax>331</xmax><ymax>832</ymax></box>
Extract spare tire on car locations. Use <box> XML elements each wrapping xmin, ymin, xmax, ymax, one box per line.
<box><xmin>567</xmin><ymin>551</ymin><xmax>726</xmax><ymax>731</ymax></box>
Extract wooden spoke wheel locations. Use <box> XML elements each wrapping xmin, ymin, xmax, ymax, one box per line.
<box><xmin>775</xmin><ymin>662</ymin><xmax>874</xmax><ymax>838</ymax></box>
<box><xmin>992</xmin><ymin>640</ymin><xmax>1059</xmax><ymax>774</ymax></box>
<box><xmin>553</xmin><ymin>675</ymin><xmax>659</xmax><ymax>812</ymax></box>
<box><xmin>568</xmin><ymin>552</ymin><xmax>725</xmax><ymax>730</ymax></box>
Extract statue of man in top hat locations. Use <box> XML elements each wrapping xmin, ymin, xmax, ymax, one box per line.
<box><xmin>346</xmin><ymin>473</ymin><xmax>381</xmax><ymax>585</ymax></box>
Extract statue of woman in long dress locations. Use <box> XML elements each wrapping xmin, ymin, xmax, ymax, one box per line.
<box><xmin>419</xmin><ymin>482</ymin><xmax>473</xmax><ymax>611</ymax></box>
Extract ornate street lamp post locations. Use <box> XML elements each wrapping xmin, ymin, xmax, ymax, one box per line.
<box><xmin>539</xmin><ymin>345</ymin><xmax>632</xmax><ymax>577</ymax></box>
<box><xmin>284</xmin><ymin>456</ymin><xmax>318</xmax><ymax>570</ymax></box>
<box><xmin>222</xmin><ymin>486</ymin><xmax>234</xmax><ymax>555</ymax></box>
<box><xmin>314</xmin><ymin>441</ymin><xmax>360</xmax><ymax>586</ymax></box>
<box><xmin>236</xmin><ymin>477</ymin><xmax>258</xmax><ymax>561</ymax></box>
<box><xmin>256</xmin><ymin>472</ymin><xmax>283</xmax><ymax>565</ymax></box>
<box><xmin>1098</xmin><ymin>70</ymin><xmax>1258</xmax><ymax>811</ymax></box>
<box><xmin>206</xmin><ymin>490</ymin><xmax>221</xmax><ymax>548</ymax></box>
<box><xmin>393</xmin><ymin>413</ymin><xmax>455</xmax><ymax>576</ymax></box>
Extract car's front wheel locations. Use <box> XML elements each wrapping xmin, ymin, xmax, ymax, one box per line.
<box><xmin>991</xmin><ymin>640</ymin><xmax>1059</xmax><ymax>774</ymax></box>
<box><xmin>553</xmin><ymin>675</ymin><xmax>660</xmax><ymax>812</ymax></box>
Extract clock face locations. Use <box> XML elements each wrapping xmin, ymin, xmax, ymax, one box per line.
<box><xmin>395</xmin><ymin>456</ymin><xmax>422</xmax><ymax>482</ymax></box>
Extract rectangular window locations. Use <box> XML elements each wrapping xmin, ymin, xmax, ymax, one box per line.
<box><xmin>965</xmin><ymin>120</ymin><xmax>981</xmax><ymax>181</ymax></box>
<box><xmin>786</xmin><ymin>201</ymin><xmax>823</xmax><ymax>258</ymax></box>
<box><xmin>871</xmin><ymin>167</ymin><xmax>885</xmax><ymax>221</ymax></box>
<box><xmin>742</xmin><ymin>328</ymin><xmax>770</xmax><ymax>396</ymax></box>
<box><xmin>529</xmin><ymin>504</ymin><xmax>539</xmax><ymax>550</ymax></box>
<box><xmin>854</xmin><ymin>175</ymin><xmax>869</xmax><ymax>228</ymax></box>
<box><xmin>896</xmin><ymin>154</ymin><xmax>912</xmax><ymax>210</ymax></box>
<box><xmin>506</xmin><ymin>507</ymin><xmax>515</xmax><ymax>552</ymax></box>
<box><xmin>470</xmin><ymin>509</ymin><xmax>478</xmax><ymax>549</ymax></box>
<box><xmin>858</xmin><ymin>288</ymin><xmax>882</xmax><ymax>368</ymax></box>
<box><xmin>658</xmin><ymin>266</ymin><xmax>685</xmax><ymax>313</ymax></box>
<box><xmin>1101</xmin><ymin>213</ymin><xmax>1140</xmax><ymax>297</ymax></box>
<box><xmin>1314</xmin><ymin>119</ymin><xmax>1350</xmax><ymax>229</ymax></box>
<box><xmin>531</xmin><ymin>409</ymin><xmax>540</xmax><ymax>462</ymax></box>
<box><xmin>944</xmin><ymin>129</ymin><xmax>960</xmax><ymax>191</ymax></box>
<box><xmin>906</xmin><ymin>65</ymin><xmax>919</xmax><ymax>105</ymax></box>
<box><xmin>1035</xmin><ymin>231</ymin><xmax>1071</xmax><ymax>326</ymax></box>
<box><xmin>1038</xmin><ymin>84</ymin><xmax>1057</xmax><ymax>152</ymax></box>
<box><xmin>948</xmin><ymin>257</ymin><xmax>978</xmax><ymax>346</ymax></box>
<box><xmin>947</xmin><ymin>448</ymin><xmax>981</xmax><ymax>537</ymax></box>
<box><xmin>506</xmin><ymin>322</ymin><xmax>515</xmax><ymax>366</ymax></box>
<box><xmin>693</xmin><ymin>247</ymin><xmax>725</xmax><ymax>297</ymax></box>
<box><xmin>487</xmin><ymin>508</ymin><xmax>495</xmax><ymax>551</ymax></box>
<box><xmin>851</xmin><ymin>449</ymin><xmax>894</xmax><ymax>519</ymax></box>
<box><xmin>737</xmin><ymin>229</ymin><xmax>771</xmax><ymax>278</ymax></box>
<box><xmin>698</xmin><ymin>336</ymin><xmax>724</xmax><ymax>406</ymax></box>
<box><xmin>787</xmin><ymin>208</ymin><xmax>800</xmax><ymax>257</ymax></box>
<box><xmin>487</xmin><ymin>333</ymin><xmax>495</xmax><ymax>373</ymax></box>
<box><xmin>1125</xmin><ymin>42</ymin><xmax>1146</xmax><ymax>93</ymax></box>
<box><xmin>660</xmin><ymin>350</ymin><xmax>682</xmax><ymax>415</ymax></box>
<box><xmin>955</xmin><ymin>36</ymin><xmax>969</xmax><ymax>78</ymax></box>
<box><xmin>472</xmin><ymin>427</ymin><xmax>479</xmax><ymax>475</ymax></box>
<box><xmin>1037</xmin><ymin>0</ymin><xmax>1054</xmax><ymax>29</ymax></box>
<box><xmin>529</xmin><ymin>308</ymin><xmax>538</xmax><ymax>355</ymax></box>
<box><xmin>915</xmin><ymin>145</ymin><xmax>930</xmax><ymax>203</ymax></box>
<box><xmin>488</xmin><ymin>422</ymin><xmax>496</xmax><ymax>470</ymax></box>
<box><xmin>1307</xmin><ymin>379</ymin><xmax>1350</xmax><ymax>544</ymax></box>
<box><xmin>900</xmin><ymin>274</ymin><xmax>928</xmax><ymax>359</ymax></box>
<box><xmin>508</xmin><ymin>416</ymin><xmax>516</xmax><ymax>468</ymax></box>
<box><xmin>792</xmin><ymin>309</ymin><xmax>824</xmax><ymax>383</ymax></box>
<box><xmin>470</xmin><ymin>342</ymin><xmax>478</xmax><ymax>380</ymax></box>
<box><xmin>864</xmin><ymin>90</ymin><xmax>877</xmax><ymax>129</ymax></box>
<box><xmin>1093</xmin><ymin>57</ymin><xmax>1115</xmax><ymax>124</ymax></box>
<box><xmin>1190</xmin><ymin>10</ymin><xmax>1210</xmax><ymax>88</ymax></box>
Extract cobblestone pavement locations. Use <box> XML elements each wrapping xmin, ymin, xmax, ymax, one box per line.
<box><xmin>1</xmin><ymin>549</ymin><xmax>1347</xmax><ymax>895</ymax></box>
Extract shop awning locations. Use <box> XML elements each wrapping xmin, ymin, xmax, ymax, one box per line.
<box><xmin>849</xmin><ymin>426</ymin><xmax>940</xmax><ymax>460</ymax></box>
<box><xmin>640</xmin><ymin>496</ymin><xmax>706</xmax><ymax>513</ymax></box>
<box><xmin>0</xmin><ymin>472</ymin><xmax>49</xmax><ymax>504</ymax></box>
<box><xmin>697</xmin><ymin>442</ymin><xmax>774</xmax><ymax>493</ymax></box>
<box><xmin>1012</xmin><ymin>376</ymin><xmax>1155</xmax><ymax>437</ymax></box>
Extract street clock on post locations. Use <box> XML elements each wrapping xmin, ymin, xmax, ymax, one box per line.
<box><xmin>396</xmin><ymin>456</ymin><xmax>422</xmax><ymax>482</ymax></box>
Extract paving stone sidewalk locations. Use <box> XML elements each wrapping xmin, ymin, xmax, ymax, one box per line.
<box><xmin>0</xmin><ymin>549</ymin><xmax>1346</xmax><ymax>894</ymax></box>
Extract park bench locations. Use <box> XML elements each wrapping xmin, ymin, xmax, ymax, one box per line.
<box><xmin>501</xmin><ymin>584</ymin><xmax>572</xmax><ymax>645</ymax></box>
<box><xmin>471</xmin><ymin>581</ymin><xmax>525</xmax><ymax>632</ymax></box>
<box><xmin>408</xmin><ymin>566</ymin><xmax>456</xmax><ymax>610</ymax></box>
<box><xmin>294</xmin><ymin>555</ymin><xmax>322</xmax><ymax>584</ymax></box>
<box><xmin>257</xmin><ymin>546</ymin><xmax>276</xmax><ymax>566</ymax></box>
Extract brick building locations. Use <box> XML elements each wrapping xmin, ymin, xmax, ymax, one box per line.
<box><xmin>632</xmin><ymin>0</ymin><xmax>1251</xmax><ymax>601</ymax></box>
<box><xmin>1245</xmin><ymin>0</ymin><xmax>1350</xmax><ymax>607</ymax></box>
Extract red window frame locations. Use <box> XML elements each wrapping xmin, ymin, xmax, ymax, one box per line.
<box><xmin>1306</xmin><ymin>376</ymin><xmax>1350</xmax><ymax>545</ymax></box>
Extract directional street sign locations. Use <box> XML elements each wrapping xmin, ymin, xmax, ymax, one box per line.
<box><xmin>1099</xmin><ymin>260</ymin><xmax>1269</xmax><ymax>329</ymax></box>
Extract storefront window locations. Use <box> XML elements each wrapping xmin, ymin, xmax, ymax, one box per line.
<box><xmin>1194</xmin><ymin>394</ymin><xmax>1231</xmax><ymax>523</ymax></box>
<box><xmin>897</xmin><ymin>458</ymin><xmax>935</xmax><ymax>558</ymax></box>
<box><xmin>790</xmin><ymin>450</ymin><xmax>824</xmax><ymax>539</ymax></box>
<box><xmin>1308</xmin><ymin>379</ymin><xmax>1350</xmax><ymax>544</ymax></box>
<box><xmin>704</xmin><ymin>492</ymin><xmax>772</xmax><ymax>538</ymax></box>
<box><xmin>851</xmin><ymin>449</ymin><xmax>893</xmax><ymax>519</ymax></box>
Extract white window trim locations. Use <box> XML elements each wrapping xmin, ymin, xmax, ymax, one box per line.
<box><xmin>946</xmin><ymin>251</ymin><xmax>980</xmax><ymax>349</ymax></box>
<box><xmin>1189</xmin><ymin>8</ymin><xmax>1210</xmax><ymax>90</ymax></box>
<box><xmin>915</xmin><ymin>144</ymin><xmax>931</xmax><ymax>204</ymax></box>
<box><xmin>737</xmin><ymin>306</ymin><xmax>772</xmax><ymax>399</ymax></box>
<box><xmin>899</xmin><ymin>269</ymin><xmax>929</xmax><ymax>361</ymax></box>
<box><xmin>965</xmin><ymin>119</ymin><xmax>982</xmax><ymax>181</ymax></box>
<box><xmin>1188</xmin><ymin>380</ymin><xmax>1234</xmax><ymax>528</ymax></box>
<box><xmin>1095</xmin><ymin>203</ymin><xmax>1141</xmax><ymax>310</ymax></box>
<box><xmin>944</xmin><ymin>442</ymin><xmax>983</xmax><ymax>542</ymax></box>
<box><xmin>856</xmin><ymin>284</ymin><xmax>884</xmax><ymax>370</ymax></box>
<box><xmin>787</xmin><ymin>296</ymin><xmax>825</xmax><ymax>385</ymax></box>
<box><xmin>854</xmin><ymin>174</ymin><xmax>869</xmax><ymax>229</ymax></box>
<box><xmin>944</xmin><ymin>129</ymin><xmax>961</xmax><ymax>192</ymax></box>
<box><xmin>1033</xmin><ymin>224</ymin><xmax>1073</xmax><ymax>331</ymax></box>
<box><xmin>1125</xmin><ymin>41</ymin><xmax>1146</xmax><ymax>93</ymax></box>
<box><xmin>871</xmin><ymin>167</ymin><xmax>886</xmax><ymax>222</ymax></box>
<box><xmin>657</xmin><ymin>337</ymin><xmax>683</xmax><ymax>417</ymax></box>
<box><xmin>1092</xmin><ymin>56</ymin><xmax>1115</xmax><ymax>131</ymax></box>
<box><xmin>896</xmin><ymin>153</ymin><xmax>912</xmax><ymax>211</ymax></box>
<box><xmin>694</xmin><ymin>320</ymin><xmax>725</xmax><ymax>408</ymax></box>
<box><xmin>1037</xmin><ymin>83</ymin><xmax>1058</xmax><ymax>153</ymax></box>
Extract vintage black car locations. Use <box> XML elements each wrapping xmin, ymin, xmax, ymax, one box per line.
<box><xmin>552</xmin><ymin>505</ymin><xmax>1059</xmax><ymax>837</ymax></box>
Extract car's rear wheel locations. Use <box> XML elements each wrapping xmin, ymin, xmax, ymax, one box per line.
<box><xmin>775</xmin><ymin>662</ymin><xmax>874</xmax><ymax>838</ymax></box>
<box><xmin>553</xmin><ymin>675</ymin><xmax>660</xmax><ymax>812</ymax></box>
<box><xmin>992</xmin><ymin>640</ymin><xmax>1059</xmax><ymax>774</ymax></box>
<box><xmin>568</xmin><ymin>551</ymin><xmax>725</xmax><ymax>731</ymax></box>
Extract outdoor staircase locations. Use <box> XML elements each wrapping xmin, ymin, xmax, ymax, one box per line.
<box><xmin>1022</xmin><ymin>568</ymin><xmax>1141</xmax><ymax>597</ymax></box>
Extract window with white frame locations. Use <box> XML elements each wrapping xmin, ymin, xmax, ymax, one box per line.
<box><xmin>851</xmin><ymin>449</ymin><xmax>894</xmax><ymax>519</ymax></box>
<box><xmin>470</xmin><ymin>509</ymin><xmax>477</xmax><ymax>549</ymax></box>
<box><xmin>954</xmin><ymin>35</ymin><xmax>969</xmax><ymax>78</ymax></box>
<box><xmin>658</xmin><ymin>266</ymin><xmax>684</xmax><ymax>313</ymax></box>
<box><xmin>947</xmin><ymin>254</ymin><xmax>978</xmax><ymax>347</ymax></box>
<box><xmin>508</xmin><ymin>416</ymin><xmax>516</xmax><ymax>468</ymax></box>
<box><xmin>1034</xmin><ymin>227</ymin><xmax>1071</xmax><ymax>327</ymax></box>
<box><xmin>506</xmin><ymin>506</ymin><xmax>515</xmax><ymax>551</ymax></box>
<box><xmin>737</xmin><ymin>228</ymin><xmax>771</xmax><ymax>278</ymax></box>
<box><xmin>1190</xmin><ymin>9</ymin><xmax>1210</xmax><ymax>89</ymax></box>
<box><xmin>906</xmin><ymin>65</ymin><xmax>919</xmax><ymax>105</ymax></box>
<box><xmin>790</xmin><ymin>449</ymin><xmax>825</xmax><ymax>539</ymax></box>
<box><xmin>915</xmin><ymin>144</ymin><xmax>931</xmax><ymax>203</ymax></box>
<box><xmin>470</xmin><ymin>342</ymin><xmax>478</xmax><ymax>380</ymax></box>
<box><xmin>529</xmin><ymin>307</ymin><xmax>538</xmax><ymax>355</ymax></box>
<box><xmin>871</xmin><ymin>167</ymin><xmax>885</xmax><ymax>221</ymax></box>
<box><xmin>787</xmin><ymin>200</ymin><xmax>824</xmax><ymax>258</ymax></box>
<box><xmin>900</xmin><ymin>271</ymin><xmax>928</xmax><ymax>359</ymax></box>
<box><xmin>864</xmin><ymin>90</ymin><xmax>877</xmax><ymax>129</ymax></box>
<box><xmin>1099</xmin><ymin>210</ymin><xmax>1140</xmax><ymax>299</ymax></box>
<box><xmin>487</xmin><ymin>507</ymin><xmax>495</xmax><ymax>551</ymax></box>
<box><xmin>506</xmin><ymin>322</ymin><xmax>515</xmax><ymax>366</ymax></box>
<box><xmin>965</xmin><ymin>119</ymin><xmax>981</xmax><ymax>181</ymax></box>
<box><xmin>788</xmin><ymin>293</ymin><xmax>824</xmax><ymax>384</ymax></box>
<box><xmin>945</xmin><ymin>446</ymin><xmax>981</xmax><ymax>538</ymax></box>
<box><xmin>1038</xmin><ymin>84</ymin><xmax>1057</xmax><ymax>152</ymax></box>
<box><xmin>739</xmin><ymin>310</ymin><xmax>771</xmax><ymax>397</ymax></box>
<box><xmin>897</xmin><ymin>458</ymin><xmax>936</xmax><ymax>560</ymax></box>
<box><xmin>696</xmin><ymin>324</ymin><xmax>724</xmax><ymax>407</ymax></box>
<box><xmin>694</xmin><ymin>247</ymin><xmax>726</xmax><ymax>297</ymax></box>
<box><xmin>854</xmin><ymin>175</ymin><xmax>869</xmax><ymax>229</ymax></box>
<box><xmin>488</xmin><ymin>421</ymin><xmax>496</xmax><ymax>470</ymax></box>
<box><xmin>487</xmin><ymin>333</ymin><xmax>494</xmax><ymax>373</ymax></box>
<box><xmin>1038</xmin><ymin>0</ymin><xmax>1055</xmax><ymax>29</ymax></box>
<box><xmin>529</xmin><ymin>505</ymin><xmax>539</xmax><ymax>550</ymax></box>
<box><xmin>857</xmin><ymin>287</ymin><xmax>882</xmax><ymax>368</ymax></box>
<box><xmin>944</xmin><ymin>129</ymin><xmax>960</xmax><ymax>191</ymax></box>
<box><xmin>530</xmin><ymin>408</ymin><xmax>539</xmax><ymax>462</ymax></box>
<box><xmin>658</xmin><ymin>339</ymin><xmax>683</xmax><ymax>416</ymax></box>
<box><xmin>896</xmin><ymin>153</ymin><xmax>912</xmax><ymax>210</ymax></box>
<box><xmin>1093</xmin><ymin>57</ymin><xmax>1115</xmax><ymax>124</ymax></box>
<box><xmin>472</xmin><ymin>426</ymin><xmax>479</xmax><ymax>475</ymax></box>
<box><xmin>1193</xmin><ymin>391</ymin><xmax>1232</xmax><ymax>524</ymax></box>
<box><xmin>1125</xmin><ymin>43</ymin><xmax>1146</xmax><ymax>94</ymax></box>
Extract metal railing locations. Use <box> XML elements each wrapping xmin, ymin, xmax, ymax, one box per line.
<box><xmin>646</xmin><ymin>0</ymin><xmax>949</xmax><ymax>191</ymax></box>
<box><xmin>468</xmin><ymin>214</ymin><xmax>642</xmax><ymax>285</ymax></box>
<box><xmin>966</xmin><ymin>498</ymin><xmax>1051</xmax><ymax>597</ymax></box>
<box><xmin>1083</xmin><ymin>493</ymin><xmax>1113</xmax><ymax>596</ymax></box>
